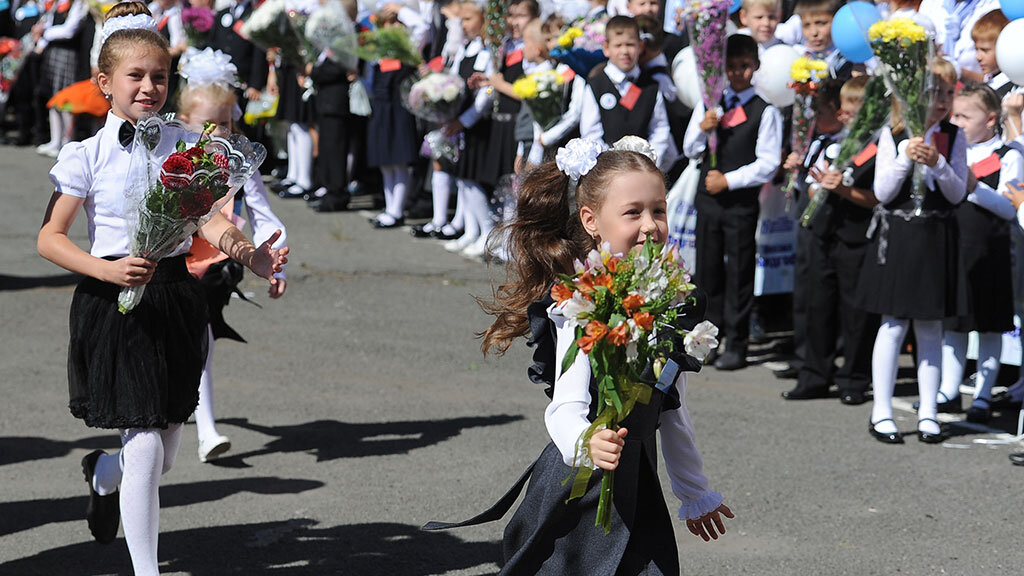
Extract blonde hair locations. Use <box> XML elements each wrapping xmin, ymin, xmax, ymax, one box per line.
<box><xmin>742</xmin><ymin>0</ymin><xmax>779</xmax><ymax>11</ymax></box>
<box><xmin>177</xmin><ymin>83</ymin><xmax>237</xmax><ymax>118</ymax></box>
<box><xmin>890</xmin><ymin>58</ymin><xmax>957</xmax><ymax>133</ymax></box>
<box><xmin>840</xmin><ymin>75</ymin><xmax>869</xmax><ymax>104</ymax></box>
<box><xmin>98</xmin><ymin>2</ymin><xmax>170</xmax><ymax>76</ymax></box>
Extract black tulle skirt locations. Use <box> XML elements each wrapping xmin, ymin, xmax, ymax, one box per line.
<box><xmin>68</xmin><ymin>255</ymin><xmax>209</xmax><ymax>429</ymax></box>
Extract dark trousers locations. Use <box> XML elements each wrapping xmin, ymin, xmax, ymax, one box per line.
<box><xmin>695</xmin><ymin>189</ymin><xmax>759</xmax><ymax>351</ymax></box>
<box><xmin>790</xmin><ymin>225</ymin><xmax>812</xmax><ymax>371</ymax></box>
<box><xmin>798</xmin><ymin>233</ymin><xmax>879</xmax><ymax>393</ymax></box>
<box><xmin>318</xmin><ymin>114</ymin><xmax>351</xmax><ymax>196</ymax></box>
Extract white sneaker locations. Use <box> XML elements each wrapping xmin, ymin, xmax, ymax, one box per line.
<box><xmin>198</xmin><ymin>435</ymin><xmax>231</xmax><ymax>463</ymax></box>
<box><xmin>461</xmin><ymin>235</ymin><xmax>489</xmax><ymax>258</ymax></box>
<box><xmin>444</xmin><ymin>233</ymin><xmax>478</xmax><ymax>252</ymax></box>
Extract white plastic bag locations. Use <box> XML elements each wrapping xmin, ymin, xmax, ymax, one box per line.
<box><xmin>667</xmin><ymin>159</ymin><xmax>700</xmax><ymax>271</ymax></box>
<box><xmin>349</xmin><ymin>80</ymin><xmax>371</xmax><ymax>117</ymax></box>
<box><xmin>753</xmin><ymin>182</ymin><xmax>797</xmax><ymax>296</ymax></box>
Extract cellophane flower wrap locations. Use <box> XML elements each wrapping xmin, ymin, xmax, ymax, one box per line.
<box><xmin>513</xmin><ymin>69</ymin><xmax>565</xmax><ymax>130</ymax></box>
<box><xmin>117</xmin><ymin>116</ymin><xmax>267</xmax><ymax>314</ymax></box>
<box><xmin>304</xmin><ymin>0</ymin><xmax>358</xmax><ymax>69</ymax></box>
<box><xmin>241</xmin><ymin>0</ymin><xmax>315</xmax><ymax>68</ymax></box>
<box><xmin>782</xmin><ymin>57</ymin><xmax>828</xmax><ymax>198</ymax></box>
<box><xmin>869</xmin><ymin>18</ymin><xmax>933</xmax><ymax>214</ymax></box>
<box><xmin>800</xmin><ymin>76</ymin><xmax>890</xmax><ymax>227</ymax></box>
<box><xmin>401</xmin><ymin>71</ymin><xmax>466</xmax><ymax>123</ymax></box>
<box><xmin>182</xmin><ymin>6</ymin><xmax>214</xmax><ymax>48</ymax></box>
<box><xmin>354</xmin><ymin>25</ymin><xmax>423</xmax><ymax>66</ymax></box>
<box><xmin>0</xmin><ymin>37</ymin><xmax>25</xmax><ymax>104</ymax></box>
<box><xmin>420</xmin><ymin>128</ymin><xmax>463</xmax><ymax>163</ymax></box>
<box><xmin>682</xmin><ymin>0</ymin><xmax>731</xmax><ymax>169</ymax></box>
<box><xmin>551</xmin><ymin>21</ymin><xmax>607</xmax><ymax>76</ymax></box>
<box><xmin>552</xmin><ymin>237</ymin><xmax>719</xmax><ymax>534</ymax></box>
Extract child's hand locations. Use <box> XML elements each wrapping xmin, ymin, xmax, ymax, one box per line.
<box><xmin>103</xmin><ymin>257</ymin><xmax>157</xmax><ymax>287</ymax></box>
<box><xmin>906</xmin><ymin>137</ymin><xmax>939</xmax><ymax>167</ymax></box>
<box><xmin>686</xmin><ymin>503</ymin><xmax>735</xmax><ymax>542</ymax></box>
<box><xmin>782</xmin><ymin>152</ymin><xmax>801</xmax><ymax>172</ymax></box>
<box><xmin>699</xmin><ymin>109</ymin><xmax>719</xmax><ymax>132</ymax></box>
<box><xmin>1004</xmin><ymin>93</ymin><xmax>1024</xmax><ymax>116</ymax></box>
<box><xmin>251</xmin><ymin>230</ymin><xmax>289</xmax><ymax>287</ymax></box>
<box><xmin>467</xmin><ymin>72</ymin><xmax>488</xmax><ymax>90</ymax></box>
<box><xmin>705</xmin><ymin>170</ymin><xmax>729</xmax><ymax>194</ymax></box>
<box><xmin>444</xmin><ymin>119</ymin><xmax>465</xmax><ymax>136</ymax></box>
<box><xmin>589</xmin><ymin>428</ymin><xmax>628</xmax><ymax>471</ymax></box>
<box><xmin>269</xmin><ymin>278</ymin><xmax>287</xmax><ymax>299</ymax></box>
<box><xmin>418</xmin><ymin>63</ymin><xmax>432</xmax><ymax>77</ymax></box>
<box><xmin>810</xmin><ymin>165</ymin><xmax>842</xmax><ymax>191</ymax></box>
<box><xmin>1004</xmin><ymin>181</ymin><xmax>1024</xmax><ymax>210</ymax></box>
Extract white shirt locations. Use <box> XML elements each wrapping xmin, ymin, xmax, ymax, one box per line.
<box><xmin>965</xmin><ymin>135</ymin><xmax>1021</xmax><ymax>220</ymax></box>
<box><xmin>682</xmin><ymin>86</ymin><xmax>784</xmax><ymax>190</ymax></box>
<box><xmin>579</xmin><ymin>62</ymin><xmax>673</xmax><ymax>171</ymax></box>
<box><xmin>528</xmin><ymin>63</ymin><xmax>586</xmax><ymax>165</ymax></box>
<box><xmin>49</xmin><ymin>112</ymin><xmax>200</xmax><ymax>258</ymax></box>
<box><xmin>396</xmin><ymin>5</ymin><xmax>431</xmax><ymax>53</ymax></box>
<box><xmin>449</xmin><ymin>37</ymin><xmax>494</xmax><ymax>129</ymax></box>
<box><xmin>546</xmin><ymin>304</ymin><xmax>724</xmax><ymax>521</ymax></box>
<box><xmin>873</xmin><ymin>123</ymin><xmax>968</xmax><ymax>205</ymax></box>
<box><xmin>37</xmin><ymin>0</ymin><xmax>87</xmax><ymax>51</ymax></box>
<box><xmin>148</xmin><ymin>2</ymin><xmax>186</xmax><ymax>47</ymax></box>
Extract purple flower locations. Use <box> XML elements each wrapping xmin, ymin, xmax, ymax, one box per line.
<box><xmin>182</xmin><ymin>6</ymin><xmax>215</xmax><ymax>33</ymax></box>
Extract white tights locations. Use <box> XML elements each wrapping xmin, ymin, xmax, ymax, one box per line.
<box><xmin>431</xmin><ymin>170</ymin><xmax>452</xmax><ymax>228</ymax></box>
<box><xmin>942</xmin><ymin>331</ymin><xmax>1002</xmax><ymax>407</ymax></box>
<box><xmin>871</xmin><ymin>316</ymin><xmax>942</xmax><ymax>435</ymax></box>
<box><xmin>45</xmin><ymin>108</ymin><xmax>71</xmax><ymax>148</ymax></box>
<box><xmin>379</xmin><ymin>164</ymin><xmax>410</xmax><ymax>223</ymax></box>
<box><xmin>194</xmin><ymin>326</ymin><xmax>220</xmax><ymax>444</ymax></box>
<box><xmin>286</xmin><ymin>123</ymin><xmax>313</xmax><ymax>190</ymax></box>
<box><xmin>92</xmin><ymin>425</ymin><xmax>183</xmax><ymax>576</ymax></box>
<box><xmin>456</xmin><ymin>179</ymin><xmax>493</xmax><ymax>242</ymax></box>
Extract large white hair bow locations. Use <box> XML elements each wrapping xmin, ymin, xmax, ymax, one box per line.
<box><xmin>99</xmin><ymin>14</ymin><xmax>159</xmax><ymax>48</ymax></box>
<box><xmin>555</xmin><ymin>135</ymin><xmax>660</xmax><ymax>181</ymax></box>
<box><xmin>179</xmin><ymin>48</ymin><xmax>239</xmax><ymax>90</ymax></box>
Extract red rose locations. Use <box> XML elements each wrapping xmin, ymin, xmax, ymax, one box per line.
<box><xmin>180</xmin><ymin>188</ymin><xmax>215</xmax><ymax>219</ymax></box>
<box><xmin>211</xmin><ymin>152</ymin><xmax>230</xmax><ymax>183</ymax></box>
<box><xmin>183</xmin><ymin>147</ymin><xmax>206</xmax><ymax>161</ymax></box>
<box><xmin>160</xmin><ymin>153</ymin><xmax>195</xmax><ymax>190</ymax></box>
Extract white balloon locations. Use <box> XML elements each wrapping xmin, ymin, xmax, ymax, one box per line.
<box><xmin>672</xmin><ymin>47</ymin><xmax>703</xmax><ymax>109</ymax></box>
<box><xmin>756</xmin><ymin>44</ymin><xmax>801</xmax><ymax>108</ymax></box>
<box><xmin>997</xmin><ymin>20</ymin><xmax>1024</xmax><ymax>85</ymax></box>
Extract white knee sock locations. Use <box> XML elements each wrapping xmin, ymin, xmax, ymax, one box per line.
<box><xmin>448</xmin><ymin>180</ymin><xmax>466</xmax><ymax>232</ymax></box>
<box><xmin>290</xmin><ymin>124</ymin><xmax>313</xmax><ymax>190</ymax></box>
<box><xmin>914</xmin><ymin>320</ymin><xmax>943</xmax><ymax>434</ymax></box>
<box><xmin>47</xmin><ymin>108</ymin><xmax>62</xmax><ymax>147</ymax></box>
<box><xmin>381</xmin><ymin>167</ymin><xmax>396</xmax><ymax>222</ymax></box>
<box><xmin>285</xmin><ymin>124</ymin><xmax>298</xmax><ymax>183</ymax></box>
<box><xmin>60</xmin><ymin>111</ymin><xmax>72</xmax><ymax>145</ymax></box>
<box><xmin>389</xmin><ymin>165</ymin><xmax>409</xmax><ymax>220</ymax></box>
<box><xmin>974</xmin><ymin>332</ymin><xmax>1003</xmax><ymax>405</ymax></box>
<box><xmin>431</xmin><ymin>170</ymin><xmax>452</xmax><ymax>227</ymax></box>
<box><xmin>940</xmin><ymin>330</ymin><xmax>968</xmax><ymax>402</ymax></box>
<box><xmin>457</xmin><ymin>180</ymin><xmax>480</xmax><ymax>241</ymax></box>
<box><xmin>871</xmin><ymin>316</ymin><xmax>908</xmax><ymax>434</ymax></box>
<box><xmin>462</xmin><ymin>180</ymin><xmax>494</xmax><ymax>239</ymax></box>
<box><xmin>194</xmin><ymin>326</ymin><xmax>219</xmax><ymax>444</ymax></box>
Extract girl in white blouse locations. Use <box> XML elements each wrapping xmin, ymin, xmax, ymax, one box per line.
<box><xmin>35</xmin><ymin>4</ymin><xmax>286</xmax><ymax>574</ymax></box>
<box><xmin>427</xmin><ymin>138</ymin><xmax>732</xmax><ymax>575</ymax></box>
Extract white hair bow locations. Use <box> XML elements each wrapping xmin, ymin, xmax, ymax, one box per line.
<box><xmin>179</xmin><ymin>47</ymin><xmax>239</xmax><ymax>90</ymax></box>
<box><xmin>99</xmin><ymin>14</ymin><xmax>159</xmax><ymax>48</ymax></box>
<box><xmin>555</xmin><ymin>136</ymin><xmax>660</xmax><ymax>182</ymax></box>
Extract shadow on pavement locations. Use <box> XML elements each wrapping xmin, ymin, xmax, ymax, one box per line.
<box><xmin>0</xmin><ymin>520</ymin><xmax>501</xmax><ymax>575</ymax></box>
<box><xmin>209</xmin><ymin>414</ymin><xmax>524</xmax><ymax>468</ymax></box>
<box><xmin>0</xmin><ymin>273</ymin><xmax>82</xmax><ymax>291</ymax></box>
<box><xmin>0</xmin><ymin>435</ymin><xmax>123</xmax><ymax>467</ymax></box>
<box><xmin>0</xmin><ymin>476</ymin><xmax>323</xmax><ymax>538</ymax></box>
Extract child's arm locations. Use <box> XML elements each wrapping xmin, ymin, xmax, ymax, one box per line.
<box><xmin>920</xmin><ymin>126</ymin><xmax>968</xmax><ymax>205</ymax></box>
<box><xmin>647</xmin><ymin>93</ymin><xmax>673</xmax><ymax>170</ymax></box>
<box><xmin>810</xmin><ymin>165</ymin><xmax>878</xmax><ymax>209</ymax></box>
<box><xmin>242</xmin><ymin>176</ymin><xmax>289</xmax><ymax>297</ymax></box>
<box><xmin>198</xmin><ymin>213</ymin><xmax>288</xmax><ymax>288</ymax></box>
<box><xmin>544</xmin><ymin>309</ymin><xmax>601</xmax><ymax>468</ymax></box>
<box><xmin>972</xmin><ymin>146</ymin><xmax>1024</xmax><ymax>221</ymax></box>
<box><xmin>873</xmin><ymin>127</ymin><xmax>913</xmax><ymax>205</ymax></box>
<box><xmin>540</xmin><ymin>75</ymin><xmax>586</xmax><ymax>147</ymax></box>
<box><xmin>445</xmin><ymin>50</ymin><xmax>495</xmax><ymax>135</ymax></box>
<box><xmin>578</xmin><ymin>84</ymin><xmax>604</xmax><ymax>141</ymax></box>
<box><xmin>659</xmin><ymin>372</ymin><xmax>734</xmax><ymax>541</ymax></box>
<box><xmin>719</xmin><ymin>105</ymin><xmax>783</xmax><ymax>190</ymax></box>
<box><xmin>681</xmin><ymin>102</ymin><xmax>708</xmax><ymax>160</ymax></box>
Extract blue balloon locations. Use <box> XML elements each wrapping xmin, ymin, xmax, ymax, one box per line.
<box><xmin>1002</xmin><ymin>0</ymin><xmax>1024</xmax><ymax>21</ymax></box>
<box><xmin>831</xmin><ymin>1</ymin><xmax>882</xmax><ymax>64</ymax></box>
<box><xmin>730</xmin><ymin>0</ymin><xmax>741</xmax><ymax>14</ymax></box>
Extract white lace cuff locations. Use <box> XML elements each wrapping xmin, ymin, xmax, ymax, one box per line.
<box><xmin>677</xmin><ymin>490</ymin><xmax>724</xmax><ymax>521</ymax></box>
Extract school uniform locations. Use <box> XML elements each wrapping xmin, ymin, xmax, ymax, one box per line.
<box><xmin>309</xmin><ymin>55</ymin><xmax>352</xmax><ymax>204</ymax></box>
<box><xmin>36</xmin><ymin>0</ymin><xmax>87</xmax><ymax>100</ymax></box>
<box><xmin>794</xmin><ymin>44</ymin><xmax>853</xmax><ymax>81</ymax></box>
<box><xmin>580</xmin><ymin>62</ymin><xmax>672</xmax><ymax>170</ymax></box>
<box><xmin>642</xmin><ymin>53</ymin><xmax>689</xmax><ymax>173</ymax></box>
<box><xmin>209</xmin><ymin>0</ymin><xmax>267</xmax><ymax>104</ymax></box>
<box><xmin>796</xmin><ymin>134</ymin><xmax>881</xmax><ymax>397</ymax></box>
<box><xmin>857</xmin><ymin>121</ymin><xmax>969</xmax><ymax>320</ymax></box>
<box><xmin>682</xmin><ymin>86</ymin><xmax>783</xmax><ymax>353</ymax></box>
<box><xmin>367</xmin><ymin>59</ymin><xmax>420</xmax><ymax>167</ymax></box>
<box><xmin>49</xmin><ymin>112</ymin><xmax>209</xmax><ymax>429</ymax></box>
<box><xmin>527</xmin><ymin>62</ymin><xmax>585</xmax><ymax>165</ymax></box>
<box><xmin>451</xmin><ymin>37</ymin><xmax>496</xmax><ymax>187</ymax></box>
<box><xmin>481</xmin><ymin>39</ymin><xmax>524</xmax><ymax>184</ymax></box>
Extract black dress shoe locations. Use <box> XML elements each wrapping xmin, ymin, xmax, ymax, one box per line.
<box><xmin>279</xmin><ymin>186</ymin><xmax>309</xmax><ymax>199</ymax></box>
<box><xmin>434</xmin><ymin>227</ymin><xmax>464</xmax><ymax>240</ymax></box>
<box><xmin>990</xmin><ymin>390</ymin><xmax>1023</xmax><ymax>410</ymax></box>
<box><xmin>714</xmin><ymin>350</ymin><xmax>747</xmax><ymax>371</ymax></box>
<box><xmin>912</xmin><ymin>393</ymin><xmax>963</xmax><ymax>413</ymax></box>
<box><xmin>773</xmin><ymin>365</ymin><xmax>799</xmax><ymax>380</ymax></box>
<box><xmin>1009</xmin><ymin>452</ymin><xmax>1024</xmax><ymax>466</ymax></box>
<box><xmin>869</xmin><ymin>418</ymin><xmax>904</xmax><ymax>444</ymax></box>
<box><xmin>839</xmin><ymin>390</ymin><xmax>867</xmax><ymax>405</ymax></box>
<box><xmin>411</xmin><ymin>223</ymin><xmax>439</xmax><ymax>238</ymax></box>
<box><xmin>370</xmin><ymin>216</ymin><xmax>405</xmax><ymax>229</ymax></box>
<box><xmin>965</xmin><ymin>401</ymin><xmax>991</xmax><ymax>424</ymax></box>
<box><xmin>917</xmin><ymin>418</ymin><xmax>947</xmax><ymax>444</ymax></box>
<box><xmin>82</xmin><ymin>450</ymin><xmax>120</xmax><ymax>544</ymax></box>
<box><xmin>704</xmin><ymin>348</ymin><xmax>719</xmax><ymax>366</ymax></box>
<box><xmin>781</xmin><ymin>385</ymin><xmax>830</xmax><ymax>400</ymax></box>
<box><xmin>312</xmin><ymin>194</ymin><xmax>351</xmax><ymax>213</ymax></box>
<box><xmin>271</xmin><ymin>179</ymin><xmax>295</xmax><ymax>193</ymax></box>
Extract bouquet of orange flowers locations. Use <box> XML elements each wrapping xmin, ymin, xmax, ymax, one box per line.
<box><xmin>550</xmin><ymin>237</ymin><xmax>718</xmax><ymax>533</ymax></box>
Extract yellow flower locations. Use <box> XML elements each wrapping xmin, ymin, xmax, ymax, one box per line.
<box><xmin>513</xmin><ymin>77</ymin><xmax>539</xmax><ymax>99</ymax></box>
<box><xmin>790</xmin><ymin>57</ymin><xmax>827</xmax><ymax>83</ymax></box>
<box><xmin>558</xmin><ymin>27</ymin><xmax>583</xmax><ymax>48</ymax></box>
<box><xmin>869</xmin><ymin>18</ymin><xmax>927</xmax><ymax>45</ymax></box>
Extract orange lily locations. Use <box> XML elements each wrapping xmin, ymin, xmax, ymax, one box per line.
<box><xmin>551</xmin><ymin>283</ymin><xmax>574</xmax><ymax>303</ymax></box>
<box><xmin>607</xmin><ymin>323</ymin><xmax>629</xmax><ymax>346</ymax></box>
<box><xmin>622</xmin><ymin>293</ymin><xmax>645</xmax><ymax>315</ymax></box>
<box><xmin>632</xmin><ymin>312</ymin><xmax>654</xmax><ymax>331</ymax></box>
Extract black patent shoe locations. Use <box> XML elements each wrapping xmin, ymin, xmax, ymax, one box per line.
<box><xmin>411</xmin><ymin>222</ymin><xmax>442</xmax><ymax>238</ymax></box>
<box><xmin>839</xmin><ymin>390</ymin><xmax>868</xmax><ymax>406</ymax></box>
<box><xmin>714</xmin><ymin>350</ymin><xmax>747</xmax><ymax>371</ymax></box>
<box><xmin>1009</xmin><ymin>452</ymin><xmax>1024</xmax><ymax>466</ymax></box>
<box><xmin>773</xmin><ymin>365</ymin><xmax>799</xmax><ymax>380</ymax></box>
<box><xmin>781</xmin><ymin>385</ymin><xmax>830</xmax><ymax>400</ymax></box>
<box><xmin>370</xmin><ymin>216</ymin><xmax>405</xmax><ymax>229</ymax></box>
<box><xmin>990</xmin><ymin>390</ymin><xmax>1023</xmax><ymax>410</ymax></box>
<box><xmin>965</xmin><ymin>400</ymin><xmax>991</xmax><ymax>424</ymax></box>
<box><xmin>312</xmin><ymin>194</ymin><xmax>351</xmax><ymax>213</ymax></box>
<box><xmin>917</xmin><ymin>418</ymin><xmax>947</xmax><ymax>444</ymax></box>
<box><xmin>82</xmin><ymin>450</ymin><xmax>120</xmax><ymax>544</ymax></box>
<box><xmin>434</xmin><ymin>226</ymin><xmax>464</xmax><ymax>240</ymax></box>
<box><xmin>869</xmin><ymin>418</ymin><xmax>904</xmax><ymax>444</ymax></box>
<box><xmin>912</xmin><ymin>393</ymin><xmax>963</xmax><ymax>414</ymax></box>
<box><xmin>279</xmin><ymin>185</ymin><xmax>310</xmax><ymax>199</ymax></box>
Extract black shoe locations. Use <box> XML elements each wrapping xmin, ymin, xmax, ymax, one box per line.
<box><xmin>411</xmin><ymin>223</ymin><xmax>439</xmax><ymax>238</ymax></box>
<box><xmin>81</xmin><ymin>450</ymin><xmax>120</xmax><ymax>544</ymax></box>
<box><xmin>781</xmin><ymin>385</ymin><xmax>830</xmax><ymax>400</ymax></box>
<box><xmin>278</xmin><ymin>186</ymin><xmax>309</xmax><ymax>199</ymax></box>
<box><xmin>839</xmin><ymin>390</ymin><xmax>868</xmax><ymax>405</ymax></box>
<box><xmin>1009</xmin><ymin>452</ymin><xmax>1024</xmax><ymax>466</ymax></box>
<box><xmin>965</xmin><ymin>401</ymin><xmax>991</xmax><ymax>424</ymax></box>
<box><xmin>704</xmin><ymin>348</ymin><xmax>719</xmax><ymax>366</ymax></box>
<box><xmin>271</xmin><ymin>178</ymin><xmax>295</xmax><ymax>193</ymax></box>
<box><xmin>990</xmin><ymin>390</ymin><xmax>1023</xmax><ymax>410</ymax></box>
<box><xmin>370</xmin><ymin>216</ymin><xmax>405</xmax><ymax>229</ymax></box>
<box><xmin>714</xmin><ymin>350</ymin><xmax>747</xmax><ymax>371</ymax></box>
<box><xmin>773</xmin><ymin>365</ymin><xmax>799</xmax><ymax>380</ymax></box>
<box><xmin>911</xmin><ymin>393</ymin><xmax>963</xmax><ymax>413</ymax></box>
<box><xmin>917</xmin><ymin>418</ymin><xmax>946</xmax><ymax>444</ymax></box>
<box><xmin>434</xmin><ymin>227</ymin><xmax>464</xmax><ymax>241</ymax></box>
<box><xmin>312</xmin><ymin>194</ymin><xmax>351</xmax><ymax>213</ymax></box>
<box><xmin>869</xmin><ymin>418</ymin><xmax>903</xmax><ymax>444</ymax></box>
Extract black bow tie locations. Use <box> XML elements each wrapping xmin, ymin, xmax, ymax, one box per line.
<box><xmin>118</xmin><ymin>121</ymin><xmax>135</xmax><ymax>148</ymax></box>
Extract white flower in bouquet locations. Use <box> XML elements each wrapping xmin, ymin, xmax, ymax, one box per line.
<box><xmin>441</xmin><ymin>82</ymin><xmax>460</xmax><ymax>102</ymax></box>
<box><xmin>684</xmin><ymin>320</ymin><xmax>720</xmax><ymax>360</ymax></box>
<box><xmin>559</xmin><ymin>291</ymin><xmax>595</xmax><ymax>327</ymax></box>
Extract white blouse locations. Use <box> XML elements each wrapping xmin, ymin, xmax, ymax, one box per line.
<box><xmin>965</xmin><ymin>136</ymin><xmax>1021</xmax><ymax>221</ymax></box>
<box><xmin>873</xmin><ymin>123</ymin><xmax>968</xmax><ymax>206</ymax></box>
<box><xmin>545</xmin><ymin>302</ymin><xmax>724</xmax><ymax>521</ymax></box>
<box><xmin>49</xmin><ymin>112</ymin><xmax>198</xmax><ymax>259</ymax></box>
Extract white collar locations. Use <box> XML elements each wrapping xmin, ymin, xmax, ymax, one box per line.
<box><xmin>988</xmin><ymin>71</ymin><xmax>1011</xmax><ymax>90</ymax></box>
<box><xmin>724</xmin><ymin>86</ymin><xmax>756</xmax><ymax>105</ymax></box>
<box><xmin>970</xmin><ymin>134</ymin><xmax>1003</xmax><ymax>153</ymax></box>
<box><xmin>604</xmin><ymin>63</ymin><xmax>639</xmax><ymax>84</ymax></box>
<box><xmin>643</xmin><ymin>53</ymin><xmax>668</xmax><ymax>70</ymax></box>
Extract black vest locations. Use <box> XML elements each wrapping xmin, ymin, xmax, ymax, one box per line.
<box><xmin>496</xmin><ymin>47</ymin><xmax>524</xmax><ymax>116</ymax></box>
<box><xmin>887</xmin><ymin>121</ymin><xmax>961</xmax><ymax>212</ymax></box>
<box><xmin>698</xmin><ymin>94</ymin><xmax>769</xmax><ymax>196</ymax></box>
<box><xmin>957</xmin><ymin>144</ymin><xmax>1015</xmax><ymax>240</ymax></box>
<box><xmin>457</xmin><ymin>48</ymin><xmax>484</xmax><ymax>116</ymax></box>
<box><xmin>807</xmin><ymin>136</ymin><xmax>878</xmax><ymax>244</ymax></box>
<box><xmin>993</xmin><ymin>79</ymin><xmax>1016</xmax><ymax>99</ymax></box>
<box><xmin>588</xmin><ymin>68</ymin><xmax>660</xmax><ymax>145</ymax></box>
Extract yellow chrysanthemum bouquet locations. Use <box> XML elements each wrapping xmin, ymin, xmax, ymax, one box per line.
<box><xmin>512</xmin><ymin>69</ymin><xmax>566</xmax><ymax>130</ymax></box>
<box><xmin>783</xmin><ymin>57</ymin><xmax>829</xmax><ymax>197</ymax></box>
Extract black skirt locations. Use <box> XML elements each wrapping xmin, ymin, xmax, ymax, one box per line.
<box><xmin>946</xmin><ymin>205</ymin><xmax>1014</xmax><ymax>333</ymax></box>
<box><xmin>68</xmin><ymin>255</ymin><xmax>209</xmax><ymax>429</ymax></box>
<box><xmin>478</xmin><ymin>116</ymin><xmax>518</xmax><ymax>184</ymax></box>
<box><xmin>367</xmin><ymin>100</ymin><xmax>420</xmax><ymax>167</ymax></box>
<box><xmin>277</xmin><ymin>63</ymin><xmax>316</xmax><ymax>124</ymax></box>
<box><xmin>456</xmin><ymin>117</ymin><xmax>499</xmax><ymax>188</ymax></box>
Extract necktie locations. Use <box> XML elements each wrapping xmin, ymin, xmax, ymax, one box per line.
<box><xmin>118</xmin><ymin>121</ymin><xmax>134</xmax><ymax>148</ymax></box>
<box><xmin>726</xmin><ymin>94</ymin><xmax>739</xmax><ymax>110</ymax></box>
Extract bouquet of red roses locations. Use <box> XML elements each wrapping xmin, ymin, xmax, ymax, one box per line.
<box><xmin>118</xmin><ymin>116</ymin><xmax>266</xmax><ymax>313</ymax></box>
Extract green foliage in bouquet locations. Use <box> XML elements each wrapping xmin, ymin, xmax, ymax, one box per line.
<box><xmin>355</xmin><ymin>26</ymin><xmax>423</xmax><ymax>66</ymax></box>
